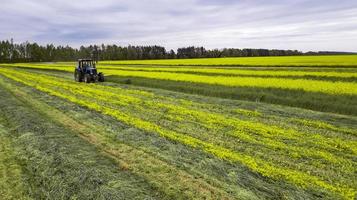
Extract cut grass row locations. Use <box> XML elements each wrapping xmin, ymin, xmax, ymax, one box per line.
<box><xmin>20</xmin><ymin>66</ymin><xmax>357</xmax><ymax>139</ymax></box>
<box><xmin>0</xmin><ymin>124</ymin><xmax>30</xmax><ymax>200</ymax></box>
<box><xmin>3</xmin><ymin>63</ymin><xmax>357</xmax><ymax>81</ymax></box>
<box><xmin>2</xmin><ymin>74</ymin><xmax>326</xmax><ymax>199</ymax></box>
<box><xmin>9</xmin><ymin>74</ymin><xmax>327</xmax><ymax>200</ymax></box>
<box><xmin>1</xmin><ymin>80</ymin><xmax>242</xmax><ymax>199</ymax></box>
<box><xmin>0</xmin><ymin>79</ymin><xmax>169</xmax><ymax>199</ymax></box>
<box><xmin>3</xmin><ymin>63</ymin><xmax>356</xmax><ymax>96</ymax></box>
<box><xmin>4</xmin><ymin>63</ymin><xmax>356</xmax><ymax>115</ymax></box>
<box><xmin>102</xmin><ymin>70</ymin><xmax>357</xmax><ymax>96</ymax></box>
<box><xmin>6</xmin><ymin>68</ymin><xmax>356</xmax><ymax>157</ymax></box>
<box><xmin>101</xmin><ymin>67</ymin><xmax>357</xmax><ymax>81</ymax></box>
<box><xmin>2</xmin><ymin>63</ymin><xmax>356</xmax><ymax>96</ymax></box>
<box><xmin>4</xmin><ymin>67</ymin><xmax>356</xmax><ymax>157</ymax></box>
<box><xmin>0</xmin><ymin>67</ymin><xmax>355</xmax><ymax>199</ymax></box>
<box><xmin>106</xmin><ymin>76</ymin><xmax>357</xmax><ymax>116</ymax></box>
<box><xmin>19</xmin><ymin>68</ymin><xmax>357</xmax><ymax>142</ymax></box>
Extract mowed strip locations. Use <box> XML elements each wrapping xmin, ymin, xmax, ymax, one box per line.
<box><xmin>0</xmin><ymin>125</ymin><xmax>30</xmax><ymax>200</ymax></box>
<box><xmin>3</xmin><ymin>63</ymin><xmax>357</xmax><ymax>80</ymax></box>
<box><xmin>0</xmin><ymin>67</ymin><xmax>355</xmax><ymax>199</ymax></box>
<box><xmin>0</xmin><ymin>79</ymin><xmax>166</xmax><ymax>199</ymax></box>
<box><xmin>2</xmin><ymin>63</ymin><xmax>357</xmax><ymax>95</ymax></box>
<box><xmin>102</xmin><ymin>69</ymin><xmax>357</xmax><ymax>96</ymax></box>
<box><xmin>100</xmin><ymin>67</ymin><xmax>357</xmax><ymax>80</ymax></box>
<box><xmin>0</xmin><ymin>78</ymin><xmax>238</xmax><ymax>200</ymax></box>
<box><xmin>0</xmin><ymin>79</ymin><xmax>242</xmax><ymax>199</ymax></box>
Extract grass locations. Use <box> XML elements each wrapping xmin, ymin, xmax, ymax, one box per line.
<box><xmin>99</xmin><ymin>69</ymin><xmax>357</xmax><ymax>95</ymax></box>
<box><xmin>0</xmin><ymin>73</ymin><xmax>305</xmax><ymax>200</ymax></box>
<box><xmin>106</xmin><ymin>76</ymin><xmax>357</xmax><ymax>116</ymax></box>
<box><xmin>97</xmin><ymin>66</ymin><xmax>357</xmax><ymax>82</ymax></box>
<box><xmin>0</xmin><ymin>74</ymin><xmax>251</xmax><ymax>199</ymax></box>
<box><xmin>0</xmin><ymin>124</ymin><xmax>30</xmax><ymax>200</ymax></box>
<box><xmin>0</xmin><ymin>67</ymin><xmax>356</xmax><ymax>199</ymax></box>
<box><xmin>0</xmin><ymin>78</ymin><xmax>164</xmax><ymax>199</ymax></box>
<box><xmin>0</xmin><ymin>56</ymin><xmax>356</xmax><ymax>199</ymax></box>
<box><xmin>98</xmin><ymin>55</ymin><xmax>357</xmax><ymax>67</ymax></box>
<box><xmin>2</xmin><ymin>62</ymin><xmax>357</xmax><ymax>115</ymax></box>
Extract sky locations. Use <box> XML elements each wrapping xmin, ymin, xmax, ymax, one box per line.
<box><xmin>1</xmin><ymin>0</ymin><xmax>357</xmax><ymax>52</ymax></box>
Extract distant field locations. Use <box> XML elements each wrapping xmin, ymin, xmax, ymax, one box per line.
<box><xmin>2</xmin><ymin>56</ymin><xmax>357</xmax><ymax>115</ymax></box>
<box><xmin>0</xmin><ymin>56</ymin><xmax>356</xmax><ymax>199</ymax></box>
<box><xmin>99</xmin><ymin>55</ymin><xmax>357</xmax><ymax>67</ymax></box>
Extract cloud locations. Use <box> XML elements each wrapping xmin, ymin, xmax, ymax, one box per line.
<box><xmin>0</xmin><ymin>0</ymin><xmax>356</xmax><ymax>51</ymax></box>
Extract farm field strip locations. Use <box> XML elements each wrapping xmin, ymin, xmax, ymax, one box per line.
<box><xmin>2</xmin><ymin>67</ymin><xmax>357</xmax><ymax>159</ymax></box>
<box><xmin>0</xmin><ymin>67</ymin><xmax>356</xmax><ymax>199</ymax></box>
<box><xmin>17</xmin><ymin>66</ymin><xmax>357</xmax><ymax>139</ymax></box>
<box><xmin>0</xmin><ymin>82</ymin><xmax>172</xmax><ymax>200</ymax></box>
<box><xmin>100</xmin><ymin>67</ymin><xmax>357</xmax><ymax>79</ymax></box>
<box><xmin>102</xmin><ymin>70</ymin><xmax>357</xmax><ymax>96</ymax></box>
<box><xmin>5</xmin><ymin>73</ymin><xmax>354</xmax><ymax>200</ymax></box>
<box><xmin>3</xmin><ymin>63</ymin><xmax>357</xmax><ymax>79</ymax></box>
<box><xmin>0</xmin><ymin>79</ymin><xmax>237</xmax><ymax>199</ymax></box>
<box><xmin>22</xmin><ymin>77</ymin><xmax>357</xmax><ymax>164</ymax></box>
<box><xmin>2</xmin><ymin>63</ymin><xmax>357</xmax><ymax>96</ymax></box>
<box><xmin>0</xmin><ymin>125</ymin><xmax>29</xmax><ymax>200</ymax></box>
<box><xmin>0</xmin><ymin>63</ymin><xmax>74</xmax><ymax>71</ymax></box>
<box><xmin>3</xmin><ymin>67</ymin><xmax>356</xmax><ymax>159</ymax></box>
<box><xmin>99</xmin><ymin>55</ymin><xmax>357</xmax><ymax>67</ymax></box>
<box><xmin>12</xmin><ymin>66</ymin><xmax>357</xmax><ymax>138</ymax></box>
<box><xmin>12</xmin><ymin>55</ymin><xmax>357</xmax><ymax>67</ymax></box>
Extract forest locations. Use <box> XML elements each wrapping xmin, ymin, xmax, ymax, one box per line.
<box><xmin>1</xmin><ymin>39</ymin><xmax>352</xmax><ymax>63</ymax></box>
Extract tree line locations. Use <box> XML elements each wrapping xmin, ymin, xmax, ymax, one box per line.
<box><xmin>0</xmin><ymin>39</ymin><xmax>353</xmax><ymax>63</ymax></box>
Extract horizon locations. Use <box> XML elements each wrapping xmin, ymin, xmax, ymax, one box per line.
<box><xmin>3</xmin><ymin>39</ymin><xmax>357</xmax><ymax>54</ymax></box>
<box><xmin>1</xmin><ymin>0</ymin><xmax>357</xmax><ymax>52</ymax></box>
<box><xmin>4</xmin><ymin>39</ymin><xmax>357</xmax><ymax>55</ymax></box>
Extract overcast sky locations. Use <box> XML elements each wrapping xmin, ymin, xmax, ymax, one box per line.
<box><xmin>1</xmin><ymin>0</ymin><xmax>357</xmax><ymax>51</ymax></box>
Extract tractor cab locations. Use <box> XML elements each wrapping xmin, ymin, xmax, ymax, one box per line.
<box><xmin>74</xmin><ymin>59</ymin><xmax>104</xmax><ymax>83</ymax></box>
<box><xmin>79</xmin><ymin>60</ymin><xmax>97</xmax><ymax>74</ymax></box>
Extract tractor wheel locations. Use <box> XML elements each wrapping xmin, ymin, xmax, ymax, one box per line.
<box><xmin>74</xmin><ymin>70</ymin><xmax>78</xmax><ymax>82</ymax></box>
<box><xmin>84</xmin><ymin>74</ymin><xmax>91</xmax><ymax>83</ymax></box>
<box><xmin>98</xmin><ymin>73</ymin><xmax>105</xmax><ymax>82</ymax></box>
<box><xmin>74</xmin><ymin>70</ymin><xmax>83</xmax><ymax>82</ymax></box>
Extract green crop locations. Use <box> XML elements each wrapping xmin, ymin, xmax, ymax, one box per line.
<box><xmin>0</xmin><ymin>67</ymin><xmax>356</xmax><ymax>199</ymax></box>
<box><xmin>99</xmin><ymin>55</ymin><xmax>357</xmax><ymax>67</ymax></box>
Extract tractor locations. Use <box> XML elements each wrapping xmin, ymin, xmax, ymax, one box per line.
<box><xmin>74</xmin><ymin>59</ymin><xmax>104</xmax><ymax>83</ymax></box>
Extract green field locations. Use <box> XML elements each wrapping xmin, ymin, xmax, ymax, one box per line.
<box><xmin>0</xmin><ymin>55</ymin><xmax>356</xmax><ymax>199</ymax></box>
<box><xmin>99</xmin><ymin>55</ymin><xmax>357</xmax><ymax>67</ymax></box>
